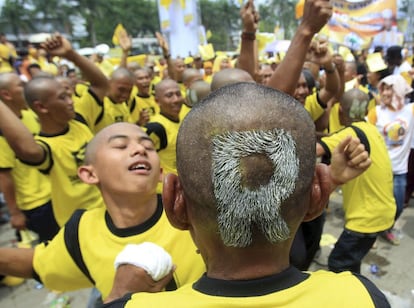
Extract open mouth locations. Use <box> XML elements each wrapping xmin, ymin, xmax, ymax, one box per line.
<box><xmin>128</xmin><ymin>161</ymin><xmax>151</xmax><ymax>171</ymax></box>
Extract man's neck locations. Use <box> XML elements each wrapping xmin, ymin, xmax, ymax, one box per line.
<box><xmin>40</xmin><ymin>120</ymin><xmax>70</xmax><ymax>135</ymax></box>
<box><xmin>202</xmin><ymin>241</ymin><xmax>291</xmax><ymax>280</ymax></box>
<box><xmin>105</xmin><ymin>193</ymin><xmax>158</xmax><ymax>228</ymax></box>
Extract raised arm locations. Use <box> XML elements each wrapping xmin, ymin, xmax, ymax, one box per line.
<box><xmin>41</xmin><ymin>34</ymin><xmax>109</xmax><ymax>101</ymax></box>
<box><xmin>156</xmin><ymin>32</ymin><xmax>175</xmax><ymax>81</ymax></box>
<box><xmin>236</xmin><ymin>0</ymin><xmax>259</xmax><ymax>78</ymax></box>
<box><xmin>119</xmin><ymin>31</ymin><xmax>132</xmax><ymax>69</ymax></box>
<box><xmin>309</xmin><ymin>38</ymin><xmax>339</xmax><ymax>105</ymax></box>
<box><xmin>0</xmin><ymin>102</ymin><xmax>44</xmax><ymax>163</ymax></box>
<box><xmin>267</xmin><ymin>0</ymin><xmax>333</xmax><ymax>95</ymax></box>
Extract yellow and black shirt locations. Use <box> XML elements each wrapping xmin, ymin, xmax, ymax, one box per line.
<box><xmin>33</xmin><ymin>195</ymin><xmax>205</xmax><ymax>299</ymax></box>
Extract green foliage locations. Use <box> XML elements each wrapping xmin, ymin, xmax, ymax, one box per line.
<box><xmin>0</xmin><ymin>0</ymin><xmax>300</xmax><ymax>50</ymax></box>
<box><xmin>199</xmin><ymin>0</ymin><xmax>240</xmax><ymax>51</ymax></box>
<box><xmin>258</xmin><ymin>0</ymin><xmax>298</xmax><ymax>39</ymax></box>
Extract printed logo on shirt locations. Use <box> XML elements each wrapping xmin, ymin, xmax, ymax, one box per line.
<box><xmin>383</xmin><ymin>118</ymin><xmax>407</xmax><ymax>147</ymax></box>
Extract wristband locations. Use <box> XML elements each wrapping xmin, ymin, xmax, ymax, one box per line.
<box><xmin>114</xmin><ymin>242</ymin><xmax>173</xmax><ymax>281</ymax></box>
<box><xmin>241</xmin><ymin>31</ymin><xmax>256</xmax><ymax>41</ymax></box>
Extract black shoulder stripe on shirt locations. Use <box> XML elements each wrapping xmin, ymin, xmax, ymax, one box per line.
<box><xmin>75</xmin><ymin>112</ymin><xmax>88</xmax><ymax>126</ymax></box>
<box><xmin>129</xmin><ymin>97</ymin><xmax>136</xmax><ymax>113</ymax></box>
<box><xmin>316</xmin><ymin>91</ymin><xmax>327</xmax><ymax>109</ymax></box>
<box><xmin>353</xmin><ymin>273</ymin><xmax>391</xmax><ymax>308</ymax></box>
<box><xmin>19</xmin><ymin>139</ymin><xmax>51</xmax><ymax>173</ymax></box>
<box><xmin>94</xmin><ymin>106</ymin><xmax>105</xmax><ymax>126</ymax></box>
<box><xmin>145</xmin><ymin>122</ymin><xmax>168</xmax><ymax>151</ymax></box>
<box><xmin>64</xmin><ymin>209</ymin><xmax>95</xmax><ymax>285</ymax></box>
<box><xmin>317</xmin><ymin>140</ymin><xmax>332</xmax><ymax>165</ymax></box>
<box><xmin>350</xmin><ymin>125</ymin><xmax>371</xmax><ymax>155</ymax></box>
<box><xmin>86</xmin><ymin>88</ymin><xmax>105</xmax><ymax>126</ymax></box>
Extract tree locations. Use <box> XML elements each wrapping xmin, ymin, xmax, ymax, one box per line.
<box><xmin>199</xmin><ymin>0</ymin><xmax>240</xmax><ymax>51</ymax></box>
<box><xmin>258</xmin><ymin>0</ymin><xmax>297</xmax><ymax>39</ymax></box>
<box><xmin>0</xmin><ymin>0</ymin><xmax>35</xmax><ymax>47</ymax></box>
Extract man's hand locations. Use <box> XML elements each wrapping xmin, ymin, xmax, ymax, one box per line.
<box><xmin>308</xmin><ymin>36</ymin><xmax>333</xmax><ymax>67</ymax></box>
<box><xmin>155</xmin><ymin>32</ymin><xmax>169</xmax><ymax>56</ymax></box>
<box><xmin>240</xmin><ymin>0</ymin><xmax>259</xmax><ymax>33</ymax></box>
<box><xmin>329</xmin><ymin>136</ymin><xmax>371</xmax><ymax>186</ymax></box>
<box><xmin>119</xmin><ymin>32</ymin><xmax>132</xmax><ymax>53</ymax></box>
<box><xmin>40</xmin><ymin>33</ymin><xmax>73</xmax><ymax>58</ymax></box>
<box><xmin>104</xmin><ymin>264</ymin><xmax>175</xmax><ymax>303</ymax></box>
<box><xmin>137</xmin><ymin>109</ymin><xmax>150</xmax><ymax>126</ymax></box>
<box><xmin>301</xmin><ymin>0</ymin><xmax>333</xmax><ymax>35</ymax></box>
<box><xmin>10</xmin><ymin>211</ymin><xmax>26</xmax><ymax>231</ymax></box>
<box><xmin>332</xmin><ymin>54</ymin><xmax>345</xmax><ymax>75</ymax></box>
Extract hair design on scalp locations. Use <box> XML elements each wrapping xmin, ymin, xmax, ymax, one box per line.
<box><xmin>176</xmin><ymin>82</ymin><xmax>316</xmax><ymax>247</ymax></box>
<box><xmin>212</xmin><ymin>128</ymin><xmax>299</xmax><ymax>247</ymax></box>
<box><xmin>341</xmin><ymin>88</ymin><xmax>369</xmax><ymax>121</ymax></box>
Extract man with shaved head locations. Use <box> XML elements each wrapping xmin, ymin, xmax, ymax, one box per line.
<box><xmin>0</xmin><ymin>34</ymin><xmax>105</xmax><ymax>227</ymax></box>
<box><xmin>129</xmin><ymin>68</ymin><xmax>160</xmax><ymax>126</ymax></box>
<box><xmin>179</xmin><ymin>68</ymin><xmax>204</xmax><ymax>118</ymax></box>
<box><xmin>104</xmin><ymin>83</ymin><xmax>388</xmax><ymax>307</ymax></box>
<box><xmin>318</xmin><ymin>88</ymin><xmax>396</xmax><ymax>273</ymax></box>
<box><xmin>210</xmin><ymin>67</ymin><xmax>254</xmax><ymax>91</ymax></box>
<box><xmin>145</xmin><ymin>79</ymin><xmax>185</xmax><ymax>190</ymax></box>
<box><xmin>0</xmin><ymin>123</ymin><xmax>204</xmax><ymax>305</ymax></box>
<box><xmin>0</xmin><ymin>72</ymin><xmax>58</xmax><ymax>242</ymax></box>
<box><xmin>76</xmin><ymin>66</ymin><xmax>135</xmax><ymax>134</ymax></box>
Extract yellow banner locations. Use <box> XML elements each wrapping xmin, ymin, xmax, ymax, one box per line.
<box><xmin>297</xmin><ymin>0</ymin><xmax>400</xmax><ymax>50</ymax></box>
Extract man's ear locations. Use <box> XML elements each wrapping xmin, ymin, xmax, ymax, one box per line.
<box><xmin>303</xmin><ymin>164</ymin><xmax>330</xmax><ymax>222</ymax></box>
<box><xmin>78</xmin><ymin>165</ymin><xmax>99</xmax><ymax>185</ymax></box>
<box><xmin>32</xmin><ymin>100</ymin><xmax>48</xmax><ymax>114</ymax></box>
<box><xmin>0</xmin><ymin>89</ymin><xmax>11</xmax><ymax>101</ymax></box>
<box><xmin>162</xmin><ymin>173</ymin><xmax>190</xmax><ymax>230</ymax></box>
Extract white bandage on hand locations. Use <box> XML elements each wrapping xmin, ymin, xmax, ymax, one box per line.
<box><xmin>114</xmin><ymin>242</ymin><xmax>173</xmax><ymax>281</ymax></box>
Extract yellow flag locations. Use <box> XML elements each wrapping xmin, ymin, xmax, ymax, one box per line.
<box><xmin>112</xmin><ymin>24</ymin><xmax>127</xmax><ymax>46</ymax></box>
<box><xmin>198</xmin><ymin>43</ymin><xmax>215</xmax><ymax>61</ymax></box>
<box><xmin>206</xmin><ymin>30</ymin><xmax>212</xmax><ymax>40</ymax></box>
<box><xmin>160</xmin><ymin>0</ymin><xmax>173</xmax><ymax>8</ymax></box>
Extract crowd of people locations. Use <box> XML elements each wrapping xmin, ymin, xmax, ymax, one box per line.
<box><xmin>0</xmin><ymin>0</ymin><xmax>411</xmax><ymax>307</ymax></box>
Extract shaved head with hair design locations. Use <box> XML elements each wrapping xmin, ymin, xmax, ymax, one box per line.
<box><xmin>176</xmin><ymin>82</ymin><xmax>316</xmax><ymax>247</ymax></box>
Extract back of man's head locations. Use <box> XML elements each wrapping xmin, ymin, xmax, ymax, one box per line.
<box><xmin>176</xmin><ymin>82</ymin><xmax>316</xmax><ymax>248</ymax></box>
<box><xmin>210</xmin><ymin>68</ymin><xmax>253</xmax><ymax>91</ymax></box>
<box><xmin>340</xmin><ymin>89</ymin><xmax>369</xmax><ymax>123</ymax></box>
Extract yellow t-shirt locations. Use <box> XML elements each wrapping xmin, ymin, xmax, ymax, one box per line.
<box><xmin>122</xmin><ymin>267</ymin><xmax>384</xmax><ymax>308</ymax></box>
<box><xmin>75</xmin><ymin>88</ymin><xmax>133</xmax><ymax>134</ymax></box>
<box><xmin>31</xmin><ymin>120</ymin><xmax>103</xmax><ymax>226</ymax></box>
<box><xmin>0</xmin><ymin>110</ymin><xmax>51</xmax><ymax>210</ymax></box>
<box><xmin>304</xmin><ymin>92</ymin><xmax>325</xmax><ymax>122</ymax></box>
<box><xmin>33</xmin><ymin>197</ymin><xmax>205</xmax><ymax>299</ymax></box>
<box><xmin>129</xmin><ymin>93</ymin><xmax>160</xmax><ymax>124</ymax></box>
<box><xmin>319</xmin><ymin>122</ymin><xmax>395</xmax><ymax>233</ymax></box>
<box><xmin>0</xmin><ymin>43</ymin><xmax>13</xmax><ymax>73</ymax></box>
